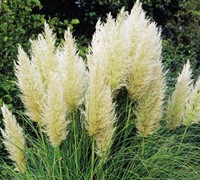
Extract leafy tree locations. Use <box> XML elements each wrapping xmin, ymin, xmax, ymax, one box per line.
<box><xmin>164</xmin><ymin>0</ymin><xmax>200</xmax><ymax>78</ymax></box>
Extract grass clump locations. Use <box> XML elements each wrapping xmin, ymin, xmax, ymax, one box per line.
<box><xmin>1</xmin><ymin>1</ymin><xmax>200</xmax><ymax>179</ymax></box>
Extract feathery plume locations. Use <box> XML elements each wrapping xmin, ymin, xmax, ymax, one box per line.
<box><xmin>127</xmin><ymin>3</ymin><xmax>163</xmax><ymax>99</ymax></box>
<box><xmin>30</xmin><ymin>22</ymin><xmax>58</xmax><ymax>86</ymax></box>
<box><xmin>42</xmin><ymin>74</ymin><xmax>70</xmax><ymax>147</ymax></box>
<box><xmin>95</xmin><ymin>124</ymin><xmax>115</xmax><ymax>158</ymax></box>
<box><xmin>15</xmin><ymin>46</ymin><xmax>45</xmax><ymax>124</ymax></box>
<box><xmin>123</xmin><ymin>0</ymin><xmax>147</xmax><ymax>59</ymax></box>
<box><xmin>57</xmin><ymin>29</ymin><xmax>87</xmax><ymax>111</ymax></box>
<box><xmin>183</xmin><ymin>77</ymin><xmax>200</xmax><ymax>127</ymax></box>
<box><xmin>15</xmin><ymin>23</ymin><xmax>60</xmax><ymax>124</ymax></box>
<box><xmin>1</xmin><ymin>104</ymin><xmax>26</xmax><ymax>173</ymax></box>
<box><xmin>89</xmin><ymin>8</ymin><xmax>128</xmax><ymax>91</ymax></box>
<box><xmin>126</xmin><ymin>0</ymin><xmax>166</xmax><ymax>137</ymax></box>
<box><xmin>85</xmin><ymin>60</ymin><xmax>116</xmax><ymax>158</ymax></box>
<box><xmin>135</xmin><ymin>86</ymin><xmax>164</xmax><ymax>137</ymax></box>
<box><xmin>166</xmin><ymin>61</ymin><xmax>193</xmax><ymax>129</ymax></box>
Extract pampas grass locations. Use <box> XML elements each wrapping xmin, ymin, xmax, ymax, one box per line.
<box><xmin>166</xmin><ymin>61</ymin><xmax>193</xmax><ymax>129</ymax></box>
<box><xmin>57</xmin><ymin>29</ymin><xmax>87</xmax><ymax>111</ymax></box>
<box><xmin>126</xmin><ymin>0</ymin><xmax>165</xmax><ymax>137</ymax></box>
<box><xmin>1</xmin><ymin>104</ymin><xmax>26</xmax><ymax>173</ymax></box>
<box><xmin>1</xmin><ymin>1</ymin><xmax>200</xmax><ymax>179</ymax></box>
<box><xmin>183</xmin><ymin>77</ymin><xmax>200</xmax><ymax>127</ymax></box>
<box><xmin>85</xmin><ymin>60</ymin><xmax>116</xmax><ymax>159</ymax></box>
<box><xmin>15</xmin><ymin>46</ymin><xmax>45</xmax><ymax>124</ymax></box>
<box><xmin>89</xmin><ymin>9</ymin><xmax>128</xmax><ymax>91</ymax></box>
<box><xmin>30</xmin><ymin>22</ymin><xmax>57</xmax><ymax>85</ymax></box>
<box><xmin>42</xmin><ymin>73</ymin><xmax>70</xmax><ymax>147</ymax></box>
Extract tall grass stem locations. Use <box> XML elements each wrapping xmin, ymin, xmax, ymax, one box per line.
<box><xmin>57</xmin><ymin>147</ymin><xmax>63</xmax><ymax>180</ymax></box>
<box><xmin>38</xmin><ymin>126</ymin><xmax>50</xmax><ymax>176</ymax></box>
<box><xmin>141</xmin><ymin>136</ymin><xmax>145</xmax><ymax>156</ymax></box>
<box><xmin>72</xmin><ymin>110</ymin><xmax>79</xmax><ymax>175</ymax></box>
<box><xmin>90</xmin><ymin>138</ymin><xmax>95</xmax><ymax>180</ymax></box>
<box><xmin>177</xmin><ymin>126</ymin><xmax>189</xmax><ymax>154</ymax></box>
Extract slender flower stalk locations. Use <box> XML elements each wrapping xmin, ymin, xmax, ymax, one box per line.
<box><xmin>57</xmin><ymin>29</ymin><xmax>87</xmax><ymax>112</ymax></box>
<box><xmin>85</xmin><ymin>60</ymin><xmax>116</xmax><ymax>158</ymax></box>
<box><xmin>183</xmin><ymin>77</ymin><xmax>200</xmax><ymax>126</ymax></box>
<box><xmin>166</xmin><ymin>61</ymin><xmax>193</xmax><ymax>129</ymax></box>
<box><xmin>42</xmin><ymin>74</ymin><xmax>70</xmax><ymax>147</ymax></box>
<box><xmin>1</xmin><ymin>104</ymin><xmax>26</xmax><ymax>173</ymax></box>
<box><xmin>126</xmin><ymin>0</ymin><xmax>166</xmax><ymax>137</ymax></box>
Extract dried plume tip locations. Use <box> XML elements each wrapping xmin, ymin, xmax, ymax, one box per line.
<box><xmin>166</xmin><ymin>61</ymin><xmax>193</xmax><ymax>129</ymax></box>
<box><xmin>1</xmin><ymin>104</ymin><xmax>26</xmax><ymax>173</ymax></box>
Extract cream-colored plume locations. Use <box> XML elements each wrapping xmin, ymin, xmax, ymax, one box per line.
<box><xmin>126</xmin><ymin>0</ymin><xmax>165</xmax><ymax>137</ymax></box>
<box><xmin>1</xmin><ymin>104</ymin><xmax>26</xmax><ymax>173</ymax></box>
<box><xmin>30</xmin><ymin>22</ymin><xmax>58</xmax><ymax>86</ymax></box>
<box><xmin>166</xmin><ymin>61</ymin><xmax>193</xmax><ymax>129</ymax></box>
<box><xmin>42</xmin><ymin>74</ymin><xmax>70</xmax><ymax>147</ymax></box>
<box><xmin>15</xmin><ymin>46</ymin><xmax>45</xmax><ymax>124</ymax></box>
<box><xmin>85</xmin><ymin>60</ymin><xmax>116</xmax><ymax>158</ymax></box>
<box><xmin>183</xmin><ymin>77</ymin><xmax>200</xmax><ymax>126</ymax></box>
<box><xmin>127</xmin><ymin>0</ymin><xmax>163</xmax><ymax>100</ymax></box>
<box><xmin>123</xmin><ymin>0</ymin><xmax>147</xmax><ymax>59</ymax></box>
<box><xmin>15</xmin><ymin>23</ymin><xmax>58</xmax><ymax>124</ymax></box>
<box><xmin>95</xmin><ymin>124</ymin><xmax>115</xmax><ymax>158</ymax></box>
<box><xmin>135</xmin><ymin>86</ymin><xmax>164</xmax><ymax>137</ymax></box>
<box><xmin>89</xmin><ymin>8</ymin><xmax>128</xmax><ymax>91</ymax></box>
<box><xmin>57</xmin><ymin>29</ymin><xmax>87</xmax><ymax>111</ymax></box>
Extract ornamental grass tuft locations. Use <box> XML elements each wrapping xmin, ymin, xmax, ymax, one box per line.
<box><xmin>1</xmin><ymin>1</ymin><xmax>200</xmax><ymax>179</ymax></box>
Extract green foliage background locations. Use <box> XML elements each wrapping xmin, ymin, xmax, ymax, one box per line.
<box><xmin>0</xmin><ymin>0</ymin><xmax>200</xmax><ymax>173</ymax></box>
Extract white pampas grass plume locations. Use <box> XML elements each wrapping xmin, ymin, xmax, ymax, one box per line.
<box><xmin>126</xmin><ymin>0</ymin><xmax>165</xmax><ymax>137</ymax></box>
<box><xmin>166</xmin><ymin>61</ymin><xmax>193</xmax><ymax>129</ymax></box>
<box><xmin>15</xmin><ymin>23</ymin><xmax>61</xmax><ymax>124</ymax></box>
<box><xmin>95</xmin><ymin>124</ymin><xmax>115</xmax><ymax>158</ymax></box>
<box><xmin>1</xmin><ymin>104</ymin><xmax>26</xmax><ymax>173</ymax></box>
<box><xmin>15</xmin><ymin>46</ymin><xmax>45</xmax><ymax>124</ymax></box>
<box><xmin>85</xmin><ymin>60</ymin><xmax>116</xmax><ymax>157</ymax></box>
<box><xmin>57</xmin><ymin>29</ymin><xmax>87</xmax><ymax>111</ymax></box>
<box><xmin>135</xmin><ymin>87</ymin><xmax>164</xmax><ymax>137</ymax></box>
<box><xmin>123</xmin><ymin>0</ymin><xmax>148</xmax><ymax>59</ymax></box>
<box><xmin>42</xmin><ymin>74</ymin><xmax>70</xmax><ymax>147</ymax></box>
<box><xmin>30</xmin><ymin>22</ymin><xmax>58</xmax><ymax>86</ymax></box>
<box><xmin>127</xmin><ymin>1</ymin><xmax>163</xmax><ymax>100</ymax></box>
<box><xmin>89</xmin><ymin>8</ymin><xmax>128</xmax><ymax>91</ymax></box>
<box><xmin>183</xmin><ymin>77</ymin><xmax>200</xmax><ymax>127</ymax></box>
